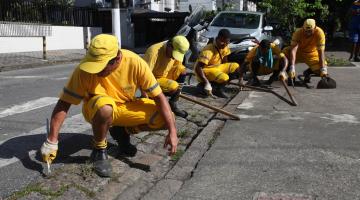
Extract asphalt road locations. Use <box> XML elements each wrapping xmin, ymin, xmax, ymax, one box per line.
<box><xmin>173</xmin><ymin>66</ymin><xmax>360</xmax><ymax>200</ymax></box>
<box><xmin>0</xmin><ymin>63</ymin><xmax>90</xmax><ymax>198</ymax></box>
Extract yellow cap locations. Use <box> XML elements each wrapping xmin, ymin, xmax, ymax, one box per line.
<box><xmin>303</xmin><ymin>19</ymin><xmax>316</xmax><ymax>30</ymax></box>
<box><xmin>171</xmin><ymin>35</ymin><xmax>189</xmax><ymax>62</ymax></box>
<box><xmin>79</xmin><ymin>34</ymin><xmax>119</xmax><ymax>74</ymax></box>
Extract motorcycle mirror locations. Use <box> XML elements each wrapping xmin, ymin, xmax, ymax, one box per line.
<box><xmin>263</xmin><ymin>26</ymin><xmax>273</xmax><ymax>31</ymax></box>
<box><xmin>184</xmin><ymin>16</ymin><xmax>189</xmax><ymax>24</ymax></box>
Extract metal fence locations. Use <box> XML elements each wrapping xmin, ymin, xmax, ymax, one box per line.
<box><xmin>0</xmin><ymin>0</ymin><xmax>99</xmax><ymax>26</ymax></box>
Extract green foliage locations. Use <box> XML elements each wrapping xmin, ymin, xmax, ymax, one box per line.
<box><xmin>258</xmin><ymin>0</ymin><xmax>329</xmax><ymax>32</ymax></box>
<box><xmin>203</xmin><ymin>10</ymin><xmax>217</xmax><ymax>23</ymax></box>
<box><xmin>171</xmin><ymin>149</ymin><xmax>185</xmax><ymax>161</ymax></box>
<box><xmin>326</xmin><ymin>55</ymin><xmax>353</xmax><ymax>66</ymax></box>
<box><xmin>178</xmin><ymin>129</ymin><xmax>191</xmax><ymax>138</ymax></box>
<box><xmin>222</xmin><ymin>3</ymin><xmax>235</xmax><ymax>11</ymax></box>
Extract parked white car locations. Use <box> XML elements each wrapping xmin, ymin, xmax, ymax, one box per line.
<box><xmin>196</xmin><ymin>10</ymin><xmax>282</xmax><ymax>64</ymax></box>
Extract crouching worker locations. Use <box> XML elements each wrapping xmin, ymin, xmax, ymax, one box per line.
<box><xmin>239</xmin><ymin>39</ymin><xmax>288</xmax><ymax>86</ymax></box>
<box><xmin>143</xmin><ymin>35</ymin><xmax>190</xmax><ymax>118</ymax></box>
<box><xmin>40</xmin><ymin>34</ymin><xmax>178</xmax><ymax>177</ymax></box>
<box><xmin>283</xmin><ymin>19</ymin><xmax>329</xmax><ymax>84</ymax></box>
<box><xmin>194</xmin><ymin>28</ymin><xmax>240</xmax><ymax>98</ymax></box>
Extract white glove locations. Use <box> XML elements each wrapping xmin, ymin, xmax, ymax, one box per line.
<box><xmin>278</xmin><ymin>71</ymin><xmax>288</xmax><ymax>81</ymax></box>
<box><xmin>288</xmin><ymin>65</ymin><xmax>296</xmax><ymax>79</ymax></box>
<box><xmin>320</xmin><ymin>67</ymin><xmax>328</xmax><ymax>77</ymax></box>
<box><xmin>40</xmin><ymin>139</ymin><xmax>58</xmax><ymax>164</ymax></box>
<box><xmin>204</xmin><ymin>81</ymin><xmax>212</xmax><ymax>93</ymax></box>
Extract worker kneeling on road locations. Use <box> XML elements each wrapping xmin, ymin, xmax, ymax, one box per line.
<box><xmin>283</xmin><ymin>18</ymin><xmax>329</xmax><ymax>84</ymax></box>
<box><xmin>194</xmin><ymin>28</ymin><xmax>240</xmax><ymax>98</ymax></box>
<box><xmin>40</xmin><ymin>34</ymin><xmax>178</xmax><ymax>178</ymax></box>
<box><xmin>143</xmin><ymin>35</ymin><xmax>190</xmax><ymax>118</ymax></box>
<box><xmin>239</xmin><ymin>39</ymin><xmax>289</xmax><ymax>86</ymax></box>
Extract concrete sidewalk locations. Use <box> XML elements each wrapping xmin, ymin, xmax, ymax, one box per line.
<box><xmin>173</xmin><ymin>65</ymin><xmax>360</xmax><ymax>200</ymax></box>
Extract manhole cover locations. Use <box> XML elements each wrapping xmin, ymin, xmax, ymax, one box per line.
<box><xmin>253</xmin><ymin>192</ymin><xmax>313</xmax><ymax>200</ymax></box>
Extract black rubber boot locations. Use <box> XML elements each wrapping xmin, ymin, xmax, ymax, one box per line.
<box><xmin>212</xmin><ymin>82</ymin><xmax>228</xmax><ymax>98</ymax></box>
<box><xmin>169</xmin><ymin>89</ymin><xmax>188</xmax><ymax>118</ymax></box>
<box><xmin>169</xmin><ymin>100</ymin><xmax>188</xmax><ymax>118</ymax></box>
<box><xmin>228</xmin><ymin>72</ymin><xmax>239</xmax><ymax>80</ymax></box>
<box><xmin>303</xmin><ymin>68</ymin><xmax>313</xmax><ymax>83</ymax></box>
<box><xmin>90</xmin><ymin>148</ymin><xmax>112</xmax><ymax>177</ymax></box>
<box><xmin>248</xmin><ymin>77</ymin><xmax>261</xmax><ymax>86</ymax></box>
<box><xmin>109</xmin><ymin>126</ymin><xmax>137</xmax><ymax>157</ymax></box>
<box><xmin>196</xmin><ymin>82</ymin><xmax>208</xmax><ymax>96</ymax></box>
<box><xmin>265</xmin><ymin>72</ymin><xmax>278</xmax><ymax>85</ymax></box>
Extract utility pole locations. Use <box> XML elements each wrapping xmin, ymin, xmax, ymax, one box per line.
<box><xmin>112</xmin><ymin>0</ymin><xmax>121</xmax><ymax>47</ymax></box>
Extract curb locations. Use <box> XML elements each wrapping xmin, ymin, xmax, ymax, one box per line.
<box><xmin>0</xmin><ymin>59</ymin><xmax>82</xmax><ymax>72</ymax></box>
<box><xmin>142</xmin><ymin>89</ymin><xmax>251</xmax><ymax>200</ymax></box>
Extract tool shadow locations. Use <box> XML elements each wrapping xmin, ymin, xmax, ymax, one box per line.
<box><xmin>0</xmin><ymin>133</ymin><xmax>92</xmax><ymax>176</ymax></box>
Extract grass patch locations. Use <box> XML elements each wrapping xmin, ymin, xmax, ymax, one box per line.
<box><xmin>7</xmin><ymin>183</ymin><xmax>70</xmax><ymax>200</ymax></box>
<box><xmin>73</xmin><ymin>184</ymin><xmax>96</xmax><ymax>198</ymax></box>
<box><xmin>178</xmin><ymin>129</ymin><xmax>191</xmax><ymax>138</ymax></box>
<box><xmin>326</xmin><ymin>56</ymin><xmax>353</xmax><ymax>66</ymax></box>
<box><xmin>170</xmin><ymin>149</ymin><xmax>185</xmax><ymax>161</ymax></box>
<box><xmin>208</xmin><ymin>131</ymin><xmax>221</xmax><ymax>146</ymax></box>
<box><xmin>78</xmin><ymin>162</ymin><xmax>94</xmax><ymax>180</ymax></box>
<box><xmin>7</xmin><ymin>183</ymin><xmax>95</xmax><ymax>200</ymax></box>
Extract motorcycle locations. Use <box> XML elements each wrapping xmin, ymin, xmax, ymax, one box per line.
<box><xmin>176</xmin><ymin>6</ymin><xmax>208</xmax><ymax>68</ymax></box>
<box><xmin>177</xmin><ymin>7</ymin><xmax>282</xmax><ymax>68</ymax></box>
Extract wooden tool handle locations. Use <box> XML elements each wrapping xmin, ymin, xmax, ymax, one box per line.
<box><xmin>179</xmin><ymin>94</ymin><xmax>240</xmax><ymax>120</ymax></box>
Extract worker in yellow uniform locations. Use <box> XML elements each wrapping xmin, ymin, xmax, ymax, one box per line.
<box><xmin>40</xmin><ymin>34</ymin><xmax>178</xmax><ymax>177</ymax></box>
<box><xmin>194</xmin><ymin>29</ymin><xmax>240</xmax><ymax>98</ymax></box>
<box><xmin>143</xmin><ymin>35</ymin><xmax>190</xmax><ymax>118</ymax></box>
<box><xmin>283</xmin><ymin>18</ymin><xmax>328</xmax><ymax>84</ymax></box>
<box><xmin>239</xmin><ymin>39</ymin><xmax>289</xmax><ymax>86</ymax></box>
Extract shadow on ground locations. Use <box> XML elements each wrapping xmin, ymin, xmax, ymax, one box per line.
<box><xmin>0</xmin><ymin>133</ymin><xmax>93</xmax><ymax>176</ymax></box>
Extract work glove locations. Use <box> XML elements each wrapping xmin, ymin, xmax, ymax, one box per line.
<box><xmin>278</xmin><ymin>71</ymin><xmax>288</xmax><ymax>81</ymax></box>
<box><xmin>204</xmin><ymin>81</ymin><xmax>213</xmax><ymax>95</ymax></box>
<box><xmin>40</xmin><ymin>139</ymin><xmax>58</xmax><ymax>164</ymax></box>
<box><xmin>288</xmin><ymin>65</ymin><xmax>296</xmax><ymax>79</ymax></box>
<box><xmin>320</xmin><ymin>67</ymin><xmax>328</xmax><ymax>77</ymax></box>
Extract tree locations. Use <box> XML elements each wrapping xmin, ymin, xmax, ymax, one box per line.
<box><xmin>258</xmin><ymin>0</ymin><xmax>329</xmax><ymax>33</ymax></box>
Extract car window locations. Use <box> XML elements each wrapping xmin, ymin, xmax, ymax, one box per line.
<box><xmin>211</xmin><ymin>13</ymin><xmax>260</xmax><ymax>29</ymax></box>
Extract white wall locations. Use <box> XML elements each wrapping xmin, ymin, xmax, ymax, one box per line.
<box><xmin>0</xmin><ymin>37</ymin><xmax>43</xmax><ymax>53</ymax></box>
<box><xmin>150</xmin><ymin>0</ymin><xmax>176</xmax><ymax>12</ymax></box>
<box><xmin>0</xmin><ymin>25</ymin><xmax>102</xmax><ymax>53</ymax></box>
<box><xmin>179</xmin><ymin>0</ymin><xmax>216</xmax><ymax>12</ymax></box>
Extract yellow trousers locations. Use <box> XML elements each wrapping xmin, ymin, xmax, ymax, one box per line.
<box><xmin>249</xmin><ymin>58</ymin><xmax>281</xmax><ymax>75</ymax></box>
<box><xmin>157</xmin><ymin>64</ymin><xmax>186</xmax><ymax>93</ymax></box>
<box><xmin>283</xmin><ymin>46</ymin><xmax>327</xmax><ymax>74</ymax></box>
<box><xmin>200</xmin><ymin>62</ymin><xmax>240</xmax><ymax>83</ymax></box>
<box><xmin>82</xmin><ymin>95</ymin><xmax>165</xmax><ymax>129</ymax></box>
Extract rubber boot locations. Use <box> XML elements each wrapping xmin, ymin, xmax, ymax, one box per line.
<box><xmin>90</xmin><ymin>148</ymin><xmax>112</xmax><ymax>177</ymax></box>
<box><xmin>196</xmin><ymin>82</ymin><xmax>208</xmax><ymax>96</ymax></box>
<box><xmin>212</xmin><ymin>82</ymin><xmax>228</xmax><ymax>98</ymax></box>
<box><xmin>303</xmin><ymin>68</ymin><xmax>313</xmax><ymax>83</ymax></box>
<box><xmin>169</xmin><ymin>89</ymin><xmax>188</xmax><ymax>118</ymax></box>
<box><xmin>250</xmin><ymin>62</ymin><xmax>261</xmax><ymax>86</ymax></box>
<box><xmin>265</xmin><ymin>71</ymin><xmax>278</xmax><ymax>85</ymax></box>
<box><xmin>228</xmin><ymin>72</ymin><xmax>239</xmax><ymax>80</ymax></box>
<box><xmin>109</xmin><ymin>126</ymin><xmax>137</xmax><ymax>157</ymax></box>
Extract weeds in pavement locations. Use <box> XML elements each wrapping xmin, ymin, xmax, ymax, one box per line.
<box><xmin>170</xmin><ymin>149</ymin><xmax>185</xmax><ymax>161</ymax></box>
<box><xmin>327</xmin><ymin>55</ymin><xmax>353</xmax><ymax>66</ymax></box>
